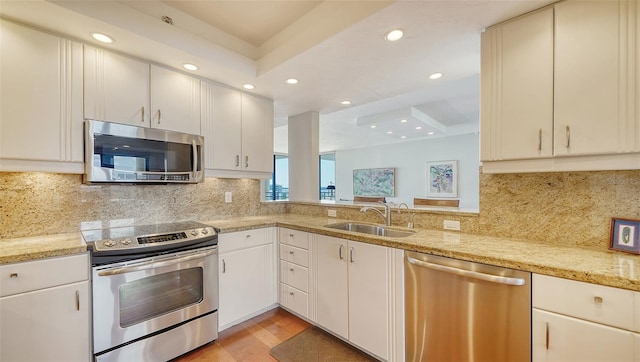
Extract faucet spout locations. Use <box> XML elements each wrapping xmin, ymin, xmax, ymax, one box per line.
<box><xmin>360</xmin><ymin>201</ymin><xmax>392</xmax><ymax>226</ymax></box>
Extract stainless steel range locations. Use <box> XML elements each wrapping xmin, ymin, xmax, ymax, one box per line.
<box><xmin>82</xmin><ymin>221</ymin><xmax>218</xmax><ymax>362</ymax></box>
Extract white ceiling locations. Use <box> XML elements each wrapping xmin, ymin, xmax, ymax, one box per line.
<box><xmin>0</xmin><ymin>0</ymin><xmax>553</xmax><ymax>153</ymax></box>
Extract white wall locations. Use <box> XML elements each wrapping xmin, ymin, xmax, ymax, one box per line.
<box><xmin>335</xmin><ymin>133</ymin><xmax>479</xmax><ymax>209</ymax></box>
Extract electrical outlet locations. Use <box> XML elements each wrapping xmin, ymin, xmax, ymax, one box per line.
<box><xmin>328</xmin><ymin>209</ymin><xmax>337</xmax><ymax>217</ymax></box>
<box><xmin>443</xmin><ymin>220</ymin><xmax>461</xmax><ymax>231</ymax></box>
<box><xmin>225</xmin><ymin>191</ymin><xmax>232</xmax><ymax>203</ymax></box>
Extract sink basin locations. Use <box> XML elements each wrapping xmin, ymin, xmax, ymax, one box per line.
<box><xmin>325</xmin><ymin>222</ymin><xmax>416</xmax><ymax>238</ymax></box>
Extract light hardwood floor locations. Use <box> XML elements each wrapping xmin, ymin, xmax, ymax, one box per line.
<box><xmin>173</xmin><ymin>308</ymin><xmax>311</xmax><ymax>362</ymax></box>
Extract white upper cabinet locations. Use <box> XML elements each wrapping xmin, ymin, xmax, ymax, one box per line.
<box><xmin>84</xmin><ymin>47</ymin><xmax>201</xmax><ymax>135</ymax></box>
<box><xmin>201</xmin><ymin>81</ymin><xmax>274</xmax><ymax>177</ymax></box>
<box><xmin>150</xmin><ymin>65</ymin><xmax>201</xmax><ymax>135</ymax></box>
<box><xmin>554</xmin><ymin>0</ymin><xmax>638</xmax><ymax>156</ymax></box>
<box><xmin>481</xmin><ymin>7</ymin><xmax>554</xmax><ymax>161</ymax></box>
<box><xmin>0</xmin><ymin>19</ymin><xmax>84</xmax><ymax>173</ymax></box>
<box><xmin>84</xmin><ymin>46</ymin><xmax>150</xmax><ymax>127</ymax></box>
<box><xmin>481</xmin><ymin>0</ymin><xmax>640</xmax><ymax>173</ymax></box>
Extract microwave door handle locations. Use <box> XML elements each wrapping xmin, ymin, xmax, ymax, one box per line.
<box><xmin>192</xmin><ymin>140</ymin><xmax>198</xmax><ymax>175</ymax></box>
<box><xmin>97</xmin><ymin>249</ymin><xmax>216</xmax><ymax>276</ymax></box>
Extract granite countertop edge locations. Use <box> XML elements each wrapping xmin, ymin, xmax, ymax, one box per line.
<box><xmin>1</xmin><ymin>214</ymin><xmax>638</xmax><ymax>292</ymax></box>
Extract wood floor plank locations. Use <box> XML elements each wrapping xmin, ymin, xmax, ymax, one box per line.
<box><xmin>173</xmin><ymin>308</ymin><xmax>310</xmax><ymax>362</ymax></box>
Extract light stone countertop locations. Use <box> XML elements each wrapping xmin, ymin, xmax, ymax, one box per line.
<box><xmin>1</xmin><ymin>214</ymin><xmax>638</xmax><ymax>292</ymax></box>
<box><xmin>0</xmin><ymin>233</ymin><xmax>87</xmax><ymax>264</ymax></box>
<box><xmin>205</xmin><ymin>214</ymin><xmax>640</xmax><ymax>292</ymax></box>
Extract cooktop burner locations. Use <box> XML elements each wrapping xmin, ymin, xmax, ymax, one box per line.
<box><xmin>82</xmin><ymin>221</ymin><xmax>217</xmax><ymax>257</ymax></box>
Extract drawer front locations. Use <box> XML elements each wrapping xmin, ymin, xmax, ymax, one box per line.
<box><xmin>219</xmin><ymin>228</ymin><xmax>268</xmax><ymax>253</ymax></box>
<box><xmin>0</xmin><ymin>253</ymin><xmax>89</xmax><ymax>297</ymax></box>
<box><xmin>279</xmin><ymin>260</ymin><xmax>308</xmax><ymax>292</ymax></box>
<box><xmin>280</xmin><ymin>283</ymin><xmax>308</xmax><ymax>318</ymax></box>
<box><xmin>279</xmin><ymin>228</ymin><xmax>309</xmax><ymax>250</ymax></box>
<box><xmin>533</xmin><ymin>274</ymin><xmax>636</xmax><ymax>330</ymax></box>
<box><xmin>279</xmin><ymin>244</ymin><xmax>309</xmax><ymax>267</ymax></box>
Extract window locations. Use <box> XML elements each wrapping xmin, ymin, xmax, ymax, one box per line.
<box><xmin>264</xmin><ymin>154</ymin><xmax>288</xmax><ymax>200</ymax></box>
<box><xmin>319</xmin><ymin>153</ymin><xmax>336</xmax><ymax>200</ymax></box>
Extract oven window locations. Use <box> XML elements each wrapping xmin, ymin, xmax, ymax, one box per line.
<box><xmin>119</xmin><ymin>268</ymin><xmax>203</xmax><ymax>327</ymax></box>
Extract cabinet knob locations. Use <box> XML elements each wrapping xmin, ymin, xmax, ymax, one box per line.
<box><xmin>289</xmin><ymin>268</ymin><xmax>294</xmax><ymax>272</ymax></box>
<box><xmin>289</xmin><ymin>234</ymin><xmax>294</xmax><ymax>237</ymax></box>
<box><xmin>289</xmin><ymin>250</ymin><xmax>294</xmax><ymax>255</ymax></box>
<box><xmin>289</xmin><ymin>292</ymin><xmax>294</xmax><ymax>296</ymax></box>
<box><xmin>594</xmin><ymin>296</ymin><xmax>603</xmax><ymax>304</ymax></box>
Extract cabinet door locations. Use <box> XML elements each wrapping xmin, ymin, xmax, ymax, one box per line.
<box><xmin>0</xmin><ymin>20</ymin><xmax>83</xmax><ymax>164</ymax></box>
<box><xmin>218</xmin><ymin>244</ymin><xmax>273</xmax><ymax>329</ymax></box>
<box><xmin>315</xmin><ymin>235</ymin><xmax>348</xmax><ymax>339</ymax></box>
<box><xmin>84</xmin><ymin>45</ymin><xmax>150</xmax><ymax>127</ymax></box>
<box><xmin>0</xmin><ymin>281</ymin><xmax>90</xmax><ymax>362</ymax></box>
<box><xmin>150</xmin><ymin>65</ymin><xmax>201</xmax><ymax>135</ymax></box>
<box><xmin>241</xmin><ymin>93</ymin><xmax>274</xmax><ymax>173</ymax></box>
<box><xmin>480</xmin><ymin>8</ymin><xmax>554</xmax><ymax>161</ymax></box>
<box><xmin>554</xmin><ymin>0</ymin><xmax>639</xmax><ymax>156</ymax></box>
<box><xmin>203</xmin><ymin>83</ymin><xmax>242</xmax><ymax>171</ymax></box>
<box><xmin>348</xmin><ymin>240</ymin><xmax>389</xmax><ymax>360</ymax></box>
<box><xmin>532</xmin><ymin>309</ymin><xmax>636</xmax><ymax>362</ymax></box>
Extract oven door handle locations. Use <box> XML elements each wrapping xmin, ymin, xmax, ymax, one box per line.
<box><xmin>97</xmin><ymin>250</ymin><xmax>216</xmax><ymax>276</ymax></box>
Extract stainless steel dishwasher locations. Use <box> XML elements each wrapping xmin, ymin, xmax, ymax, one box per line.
<box><xmin>405</xmin><ymin>251</ymin><xmax>531</xmax><ymax>362</ymax></box>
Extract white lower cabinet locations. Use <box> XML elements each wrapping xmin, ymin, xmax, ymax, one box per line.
<box><xmin>313</xmin><ymin>234</ymin><xmax>404</xmax><ymax>361</ymax></box>
<box><xmin>218</xmin><ymin>227</ymin><xmax>277</xmax><ymax>330</ymax></box>
<box><xmin>532</xmin><ymin>274</ymin><xmax>640</xmax><ymax>361</ymax></box>
<box><xmin>278</xmin><ymin>228</ymin><xmax>311</xmax><ymax>318</ymax></box>
<box><xmin>0</xmin><ymin>254</ymin><xmax>90</xmax><ymax>362</ymax></box>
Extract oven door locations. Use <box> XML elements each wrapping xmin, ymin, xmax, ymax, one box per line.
<box><xmin>92</xmin><ymin>246</ymin><xmax>218</xmax><ymax>354</ymax></box>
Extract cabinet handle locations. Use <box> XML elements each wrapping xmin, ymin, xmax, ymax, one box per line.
<box><xmin>9</xmin><ymin>273</ymin><xmax>18</xmax><ymax>278</ymax></box>
<box><xmin>222</xmin><ymin>259</ymin><xmax>226</xmax><ymax>273</ymax></box>
<box><xmin>289</xmin><ymin>250</ymin><xmax>294</xmax><ymax>255</ymax></box>
<box><xmin>236</xmin><ymin>155</ymin><xmax>240</xmax><ymax>167</ymax></box>
<box><xmin>157</xmin><ymin>109</ymin><xmax>162</xmax><ymax>125</ymax></box>
<box><xmin>545</xmin><ymin>322</ymin><xmax>549</xmax><ymax>350</ymax></box>
<box><xmin>565</xmin><ymin>125</ymin><xmax>570</xmax><ymax>148</ymax></box>
<box><xmin>289</xmin><ymin>292</ymin><xmax>294</xmax><ymax>296</ymax></box>
<box><xmin>538</xmin><ymin>128</ymin><xmax>542</xmax><ymax>151</ymax></box>
<box><xmin>246</xmin><ymin>234</ymin><xmax>251</xmax><ymax>238</ymax></box>
<box><xmin>141</xmin><ymin>106</ymin><xmax>145</xmax><ymax>123</ymax></box>
<box><xmin>245</xmin><ymin>156</ymin><xmax>249</xmax><ymax>168</ymax></box>
<box><xmin>75</xmin><ymin>290</ymin><xmax>80</xmax><ymax>311</ymax></box>
<box><xmin>289</xmin><ymin>233</ymin><xmax>294</xmax><ymax>238</ymax></box>
<box><xmin>594</xmin><ymin>296</ymin><xmax>603</xmax><ymax>303</ymax></box>
<box><xmin>289</xmin><ymin>268</ymin><xmax>294</xmax><ymax>272</ymax></box>
<box><xmin>339</xmin><ymin>244</ymin><xmax>345</xmax><ymax>260</ymax></box>
<box><xmin>349</xmin><ymin>247</ymin><xmax>355</xmax><ymax>263</ymax></box>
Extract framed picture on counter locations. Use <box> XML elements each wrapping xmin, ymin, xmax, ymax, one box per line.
<box><xmin>610</xmin><ymin>218</ymin><xmax>640</xmax><ymax>254</ymax></box>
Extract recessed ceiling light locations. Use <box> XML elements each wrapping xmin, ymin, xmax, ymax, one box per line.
<box><xmin>416</xmin><ymin>126</ymin><xmax>422</xmax><ymax>130</ymax></box>
<box><xmin>428</xmin><ymin>131</ymin><xmax>435</xmax><ymax>135</ymax></box>
<box><xmin>340</xmin><ymin>100</ymin><xmax>352</xmax><ymax>105</ymax></box>
<box><xmin>400</xmin><ymin>136</ymin><xmax>406</xmax><ymax>139</ymax></box>
<box><xmin>243</xmin><ymin>84</ymin><xmax>255</xmax><ymax>90</ymax></box>
<box><xmin>370</xmin><ymin>125</ymin><xmax>377</xmax><ymax>129</ymax></box>
<box><xmin>183</xmin><ymin>63</ymin><xmax>198</xmax><ymax>71</ymax></box>
<box><xmin>92</xmin><ymin>33</ymin><xmax>114</xmax><ymax>43</ymax></box>
<box><xmin>386</xmin><ymin>131</ymin><xmax>393</xmax><ymax>134</ymax></box>
<box><xmin>400</xmin><ymin>119</ymin><xmax>407</xmax><ymax>123</ymax></box>
<box><xmin>429</xmin><ymin>72</ymin><xmax>443</xmax><ymax>80</ymax></box>
<box><xmin>286</xmin><ymin>78</ymin><xmax>298</xmax><ymax>85</ymax></box>
<box><xmin>384</xmin><ymin>29</ymin><xmax>404</xmax><ymax>42</ymax></box>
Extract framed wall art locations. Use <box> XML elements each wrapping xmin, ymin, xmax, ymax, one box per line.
<box><xmin>353</xmin><ymin>168</ymin><xmax>395</xmax><ymax>197</ymax></box>
<box><xmin>427</xmin><ymin>160</ymin><xmax>458</xmax><ymax>198</ymax></box>
<box><xmin>610</xmin><ymin>218</ymin><xmax>640</xmax><ymax>254</ymax></box>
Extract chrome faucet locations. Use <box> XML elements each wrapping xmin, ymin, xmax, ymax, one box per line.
<box><xmin>398</xmin><ymin>203</ymin><xmax>415</xmax><ymax>229</ymax></box>
<box><xmin>360</xmin><ymin>201</ymin><xmax>391</xmax><ymax>226</ymax></box>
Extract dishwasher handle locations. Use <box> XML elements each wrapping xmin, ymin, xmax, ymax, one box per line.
<box><xmin>407</xmin><ymin>256</ymin><xmax>526</xmax><ymax>286</ymax></box>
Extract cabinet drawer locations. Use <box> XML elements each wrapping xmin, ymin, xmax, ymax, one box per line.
<box><xmin>279</xmin><ymin>244</ymin><xmax>308</xmax><ymax>267</ymax></box>
<box><xmin>219</xmin><ymin>228</ymin><xmax>268</xmax><ymax>253</ymax></box>
<box><xmin>280</xmin><ymin>260</ymin><xmax>308</xmax><ymax>292</ymax></box>
<box><xmin>279</xmin><ymin>228</ymin><xmax>309</xmax><ymax>250</ymax></box>
<box><xmin>280</xmin><ymin>283</ymin><xmax>308</xmax><ymax>318</ymax></box>
<box><xmin>533</xmin><ymin>274</ymin><xmax>636</xmax><ymax>331</ymax></box>
<box><xmin>0</xmin><ymin>253</ymin><xmax>89</xmax><ymax>297</ymax></box>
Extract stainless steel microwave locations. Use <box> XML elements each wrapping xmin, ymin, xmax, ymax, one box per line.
<box><xmin>84</xmin><ymin>120</ymin><xmax>204</xmax><ymax>184</ymax></box>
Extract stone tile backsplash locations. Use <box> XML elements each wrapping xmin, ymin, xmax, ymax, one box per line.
<box><xmin>1</xmin><ymin>169</ymin><xmax>639</xmax><ymax>250</ymax></box>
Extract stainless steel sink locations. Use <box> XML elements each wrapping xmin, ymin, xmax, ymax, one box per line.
<box><xmin>324</xmin><ymin>222</ymin><xmax>416</xmax><ymax>238</ymax></box>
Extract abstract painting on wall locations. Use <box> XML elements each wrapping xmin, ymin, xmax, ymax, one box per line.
<box><xmin>353</xmin><ymin>168</ymin><xmax>395</xmax><ymax>197</ymax></box>
<box><xmin>427</xmin><ymin>160</ymin><xmax>457</xmax><ymax>197</ymax></box>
